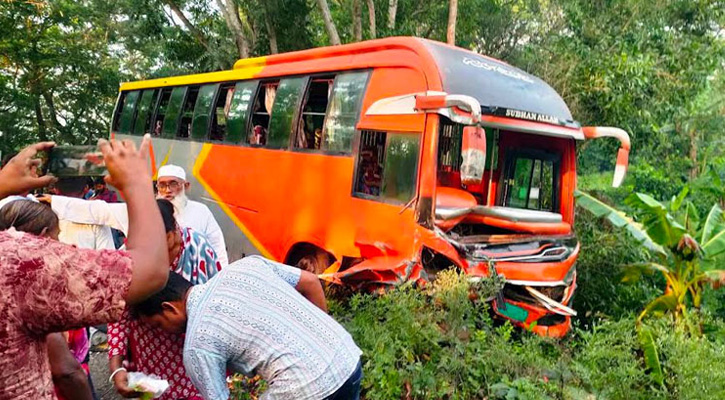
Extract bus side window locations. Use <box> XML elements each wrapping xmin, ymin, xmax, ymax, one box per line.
<box><xmin>117</xmin><ymin>91</ymin><xmax>140</xmax><ymax>134</ymax></box>
<box><xmin>133</xmin><ymin>89</ymin><xmax>159</xmax><ymax>136</ymax></box>
<box><xmin>225</xmin><ymin>81</ymin><xmax>257</xmax><ymax>143</ymax></box>
<box><xmin>162</xmin><ymin>87</ymin><xmax>188</xmax><ymax>138</ymax></box>
<box><xmin>191</xmin><ymin>84</ymin><xmax>219</xmax><ymax>140</ymax></box>
<box><xmin>323</xmin><ymin>71</ymin><xmax>369</xmax><ymax>153</ymax></box>
<box><xmin>178</xmin><ymin>86</ymin><xmax>200</xmax><ymax>138</ymax></box>
<box><xmin>111</xmin><ymin>92</ymin><xmax>127</xmax><ymax>133</ymax></box>
<box><xmin>249</xmin><ymin>80</ymin><xmax>279</xmax><ymax>145</ymax></box>
<box><xmin>295</xmin><ymin>76</ymin><xmax>334</xmax><ymax>150</ymax></box>
<box><xmin>207</xmin><ymin>83</ymin><xmax>234</xmax><ymax>141</ymax></box>
<box><xmin>354</xmin><ymin>130</ymin><xmax>421</xmax><ymax>203</ymax></box>
<box><xmin>152</xmin><ymin>88</ymin><xmax>173</xmax><ymax>136</ymax></box>
<box><xmin>267</xmin><ymin>77</ymin><xmax>306</xmax><ymax>148</ymax></box>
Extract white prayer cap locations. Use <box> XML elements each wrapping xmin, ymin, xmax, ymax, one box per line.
<box><xmin>158</xmin><ymin>164</ymin><xmax>186</xmax><ymax>181</ymax></box>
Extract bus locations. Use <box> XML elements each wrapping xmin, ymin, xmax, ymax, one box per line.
<box><xmin>111</xmin><ymin>37</ymin><xmax>630</xmax><ymax>337</ymax></box>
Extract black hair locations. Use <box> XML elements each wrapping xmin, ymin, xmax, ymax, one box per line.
<box><xmin>156</xmin><ymin>199</ymin><xmax>177</xmax><ymax>233</ymax></box>
<box><xmin>132</xmin><ymin>271</ymin><xmax>192</xmax><ymax>317</ymax></box>
<box><xmin>55</xmin><ymin>177</ymin><xmax>89</xmax><ymax>196</ymax></box>
<box><xmin>92</xmin><ymin>176</ymin><xmax>106</xmax><ymax>186</ymax></box>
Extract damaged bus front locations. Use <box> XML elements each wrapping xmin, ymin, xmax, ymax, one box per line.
<box><xmin>325</xmin><ymin>42</ymin><xmax>630</xmax><ymax>337</ymax></box>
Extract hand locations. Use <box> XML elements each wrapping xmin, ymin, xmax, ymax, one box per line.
<box><xmin>36</xmin><ymin>194</ymin><xmax>52</xmax><ymax>205</ymax></box>
<box><xmin>98</xmin><ymin>134</ymin><xmax>152</xmax><ymax>193</ymax></box>
<box><xmin>0</xmin><ymin>142</ymin><xmax>57</xmax><ymax>199</ymax></box>
<box><xmin>112</xmin><ymin>369</ymin><xmax>143</xmax><ymax>398</ymax></box>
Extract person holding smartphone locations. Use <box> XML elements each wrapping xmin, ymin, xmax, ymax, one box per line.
<box><xmin>0</xmin><ymin>136</ymin><xmax>170</xmax><ymax>400</ymax></box>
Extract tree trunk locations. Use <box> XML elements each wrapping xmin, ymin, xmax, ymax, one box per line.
<box><xmin>366</xmin><ymin>0</ymin><xmax>376</xmax><ymax>38</ymax></box>
<box><xmin>41</xmin><ymin>90</ymin><xmax>71</xmax><ymax>141</ymax></box>
<box><xmin>387</xmin><ymin>0</ymin><xmax>398</xmax><ymax>30</ymax></box>
<box><xmin>33</xmin><ymin>94</ymin><xmax>48</xmax><ymax>142</ymax></box>
<box><xmin>316</xmin><ymin>0</ymin><xmax>341</xmax><ymax>45</ymax></box>
<box><xmin>352</xmin><ymin>0</ymin><xmax>362</xmax><ymax>41</ymax></box>
<box><xmin>261</xmin><ymin>1</ymin><xmax>278</xmax><ymax>54</ymax></box>
<box><xmin>164</xmin><ymin>0</ymin><xmax>211</xmax><ymax>51</ymax></box>
<box><xmin>447</xmin><ymin>0</ymin><xmax>458</xmax><ymax>45</ymax></box>
<box><xmin>688</xmin><ymin>126</ymin><xmax>698</xmax><ymax>181</ymax></box>
<box><xmin>215</xmin><ymin>0</ymin><xmax>249</xmax><ymax>58</ymax></box>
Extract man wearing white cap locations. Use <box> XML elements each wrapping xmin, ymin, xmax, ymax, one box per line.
<box><xmin>44</xmin><ymin>164</ymin><xmax>228</xmax><ymax>266</ymax></box>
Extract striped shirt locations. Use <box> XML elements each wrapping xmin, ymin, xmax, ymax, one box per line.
<box><xmin>184</xmin><ymin>256</ymin><xmax>362</xmax><ymax>400</ymax></box>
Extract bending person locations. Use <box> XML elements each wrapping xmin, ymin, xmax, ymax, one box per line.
<box><xmin>133</xmin><ymin>257</ymin><xmax>363</xmax><ymax>400</ymax></box>
<box><xmin>109</xmin><ymin>199</ymin><xmax>222</xmax><ymax>400</ymax></box>
<box><xmin>0</xmin><ymin>137</ymin><xmax>169</xmax><ymax>400</ymax></box>
<box><xmin>45</xmin><ymin>164</ymin><xmax>228</xmax><ymax>265</ymax></box>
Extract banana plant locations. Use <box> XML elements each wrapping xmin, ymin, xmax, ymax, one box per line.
<box><xmin>576</xmin><ymin>189</ymin><xmax>725</xmax><ymax>330</ymax></box>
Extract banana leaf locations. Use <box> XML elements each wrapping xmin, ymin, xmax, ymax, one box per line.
<box><xmin>621</xmin><ymin>262</ymin><xmax>670</xmax><ymax>283</ymax></box>
<box><xmin>639</xmin><ymin>293</ymin><xmax>677</xmax><ymax>322</ymax></box>
<box><xmin>700</xmin><ymin>204</ymin><xmax>725</xmax><ymax>267</ymax></box>
<box><xmin>575</xmin><ymin>190</ymin><xmax>665</xmax><ymax>255</ymax></box>
<box><xmin>625</xmin><ymin>193</ymin><xmax>686</xmax><ymax>249</ymax></box>
<box><xmin>638</xmin><ymin>325</ymin><xmax>665</xmax><ymax>388</ymax></box>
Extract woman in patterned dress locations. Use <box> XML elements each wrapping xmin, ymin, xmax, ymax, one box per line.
<box><xmin>108</xmin><ymin>199</ymin><xmax>222</xmax><ymax>400</ymax></box>
<box><xmin>0</xmin><ymin>197</ymin><xmax>96</xmax><ymax>400</ymax></box>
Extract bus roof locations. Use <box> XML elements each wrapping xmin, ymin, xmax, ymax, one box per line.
<box><xmin>120</xmin><ymin>37</ymin><xmax>574</xmax><ymax>126</ymax></box>
<box><xmin>420</xmin><ymin>40</ymin><xmax>575</xmax><ymax>126</ymax></box>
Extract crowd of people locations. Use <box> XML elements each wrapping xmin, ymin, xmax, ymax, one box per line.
<box><xmin>0</xmin><ymin>135</ymin><xmax>362</xmax><ymax>400</ymax></box>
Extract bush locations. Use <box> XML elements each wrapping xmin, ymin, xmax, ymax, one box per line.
<box><xmin>329</xmin><ymin>268</ymin><xmax>725</xmax><ymax>400</ymax></box>
<box><xmin>573</xmin><ymin>209</ymin><xmax>663</xmax><ymax>325</ymax></box>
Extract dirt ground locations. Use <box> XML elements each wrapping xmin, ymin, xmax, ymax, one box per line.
<box><xmin>89</xmin><ymin>349</ymin><xmax>123</xmax><ymax>400</ymax></box>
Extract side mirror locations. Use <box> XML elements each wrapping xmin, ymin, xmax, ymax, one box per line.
<box><xmin>460</xmin><ymin>126</ymin><xmax>487</xmax><ymax>186</ymax></box>
<box><xmin>582</xmin><ymin>127</ymin><xmax>631</xmax><ymax>188</ymax></box>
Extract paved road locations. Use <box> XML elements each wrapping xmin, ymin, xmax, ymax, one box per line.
<box><xmin>89</xmin><ymin>349</ymin><xmax>123</xmax><ymax>400</ymax></box>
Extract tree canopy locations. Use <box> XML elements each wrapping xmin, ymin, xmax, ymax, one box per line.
<box><xmin>1</xmin><ymin>0</ymin><xmax>723</xmax><ymax>193</ymax></box>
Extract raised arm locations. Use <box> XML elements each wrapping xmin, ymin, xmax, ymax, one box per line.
<box><xmin>0</xmin><ymin>142</ymin><xmax>57</xmax><ymax>199</ymax></box>
<box><xmin>100</xmin><ymin>136</ymin><xmax>168</xmax><ymax>304</ymax></box>
<box><xmin>50</xmin><ymin>195</ymin><xmax>129</xmax><ymax>234</ymax></box>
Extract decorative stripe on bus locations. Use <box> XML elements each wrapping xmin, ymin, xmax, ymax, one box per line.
<box><xmin>192</xmin><ymin>143</ymin><xmax>274</xmax><ymax>259</ymax></box>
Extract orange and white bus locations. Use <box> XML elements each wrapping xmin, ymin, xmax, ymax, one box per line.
<box><xmin>111</xmin><ymin>37</ymin><xmax>630</xmax><ymax>337</ymax></box>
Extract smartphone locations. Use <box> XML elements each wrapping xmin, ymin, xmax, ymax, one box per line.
<box><xmin>43</xmin><ymin>145</ymin><xmax>107</xmax><ymax>177</ymax></box>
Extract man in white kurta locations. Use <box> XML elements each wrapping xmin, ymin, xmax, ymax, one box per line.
<box><xmin>53</xmin><ymin>177</ymin><xmax>116</xmax><ymax>250</ymax></box>
<box><xmin>49</xmin><ymin>165</ymin><xmax>229</xmax><ymax>266</ymax></box>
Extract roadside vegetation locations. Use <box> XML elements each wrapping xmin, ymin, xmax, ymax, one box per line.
<box><xmin>326</xmin><ymin>204</ymin><xmax>725</xmax><ymax>399</ymax></box>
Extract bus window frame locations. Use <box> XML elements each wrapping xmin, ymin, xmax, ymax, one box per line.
<box><xmin>292</xmin><ymin>73</ymin><xmax>335</xmax><ymax>153</ymax></box>
<box><xmin>149</xmin><ymin>87</ymin><xmax>173</xmax><ymax>137</ymax></box>
<box><xmin>160</xmin><ymin>86</ymin><xmax>189</xmax><ymax>139</ymax></box>
<box><xmin>321</xmin><ymin>70</ymin><xmax>372</xmax><ymax>156</ymax></box>
<box><xmin>192</xmin><ymin>83</ymin><xmax>221</xmax><ymax>141</ymax></box>
<box><xmin>351</xmin><ymin>130</ymin><xmax>423</xmax><ymax>206</ymax></box>
<box><xmin>221</xmin><ymin>80</ymin><xmax>257</xmax><ymax>144</ymax></box>
<box><xmin>246</xmin><ymin>79</ymin><xmax>281</xmax><ymax>148</ymax></box>
<box><xmin>132</xmin><ymin>89</ymin><xmax>159</xmax><ymax>136</ymax></box>
<box><xmin>175</xmin><ymin>85</ymin><xmax>200</xmax><ymax>140</ymax></box>
<box><xmin>111</xmin><ymin>91</ymin><xmax>126</xmax><ymax>133</ymax></box>
<box><xmin>498</xmin><ymin>148</ymin><xmax>561</xmax><ymax>213</ymax></box>
<box><xmin>290</xmin><ymin>69</ymin><xmax>371</xmax><ymax>157</ymax></box>
<box><xmin>118</xmin><ymin>90</ymin><xmax>141</xmax><ymax>134</ymax></box>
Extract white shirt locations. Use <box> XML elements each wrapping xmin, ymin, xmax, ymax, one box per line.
<box><xmin>51</xmin><ymin>196</ymin><xmax>229</xmax><ymax>266</ymax></box>
<box><xmin>185</xmin><ymin>256</ymin><xmax>362</xmax><ymax>400</ymax></box>
<box><xmin>57</xmin><ymin>220</ymin><xmax>116</xmax><ymax>250</ymax></box>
